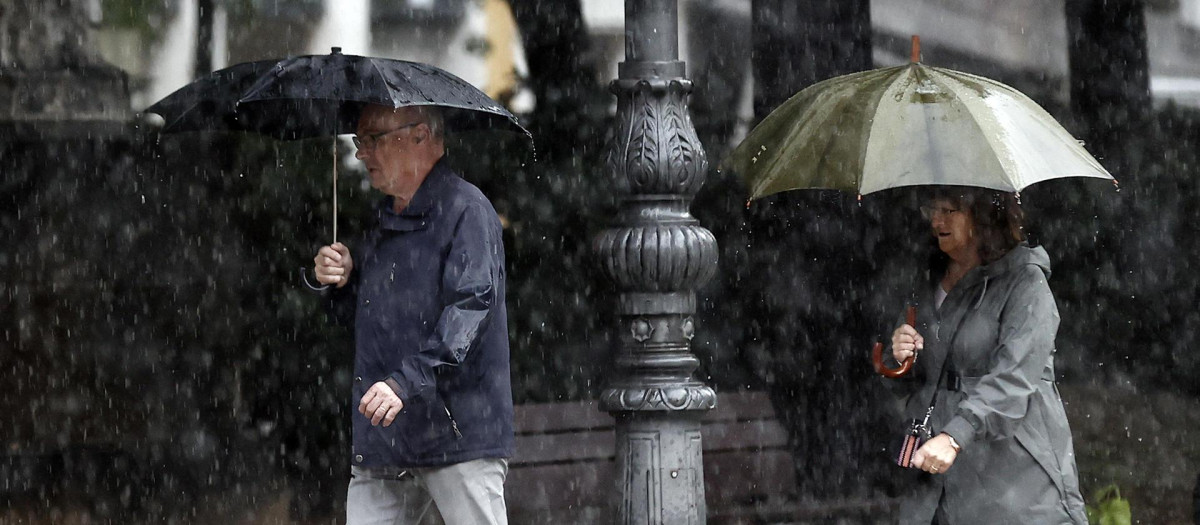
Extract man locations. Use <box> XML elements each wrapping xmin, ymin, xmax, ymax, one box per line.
<box><xmin>313</xmin><ymin>104</ymin><xmax>513</xmax><ymax>525</ymax></box>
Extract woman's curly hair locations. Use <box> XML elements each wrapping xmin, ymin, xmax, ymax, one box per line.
<box><xmin>930</xmin><ymin>187</ymin><xmax>1026</xmax><ymax>264</ymax></box>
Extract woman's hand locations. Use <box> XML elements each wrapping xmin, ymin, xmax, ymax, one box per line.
<box><xmin>912</xmin><ymin>433</ymin><xmax>959</xmax><ymax>474</ymax></box>
<box><xmin>891</xmin><ymin>323</ymin><xmax>924</xmax><ymax>363</ymax></box>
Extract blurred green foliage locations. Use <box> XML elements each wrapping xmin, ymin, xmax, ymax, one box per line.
<box><xmin>1085</xmin><ymin>484</ymin><xmax>1132</xmax><ymax>525</ymax></box>
<box><xmin>99</xmin><ymin>0</ymin><xmax>263</xmax><ymax>39</ymax></box>
<box><xmin>100</xmin><ymin>0</ymin><xmax>169</xmax><ymax>37</ymax></box>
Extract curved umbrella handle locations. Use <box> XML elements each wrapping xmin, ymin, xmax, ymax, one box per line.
<box><xmin>872</xmin><ymin>306</ymin><xmax>918</xmax><ymax>378</ymax></box>
<box><xmin>300</xmin><ymin>267</ymin><xmax>331</xmax><ymax>292</ymax></box>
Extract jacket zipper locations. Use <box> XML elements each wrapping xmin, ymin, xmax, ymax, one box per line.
<box><xmin>445</xmin><ymin>406</ymin><xmax>462</xmax><ymax>439</ymax></box>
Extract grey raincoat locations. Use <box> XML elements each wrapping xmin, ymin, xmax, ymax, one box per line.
<box><xmin>888</xmin><ymin>244</ymin><xmax>1087</xmax><ymax>524</ymax></box>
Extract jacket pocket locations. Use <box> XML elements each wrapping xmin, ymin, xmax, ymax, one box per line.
<box><xmin>352</xmin><ymin>379</ymin><xmax>404</xmax><ymax>465</ymax></box>
<box><xmin>393</xmin><ymin>393</ymin><xmax>458</xmax><ymax>456</ymax></box>
<box><xmin>1013</xmin><ymin>400</ymin><xmax>1067</xmax><ymax>499</ymax></box>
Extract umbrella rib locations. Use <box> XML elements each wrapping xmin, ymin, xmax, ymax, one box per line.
<box><xmin>929</xmin><ymin>68</ymin><xmax>1019</xmax><ymax>191</ymax></box>
<box><xmin>367</xmin><ymin>59</ymin><xmax>397</xmax><ymax>108</ymax></box>
<box><xmin>857</xmin><ymin>66</ymin><xmax>911</xmax><ymax>192</ymax></box>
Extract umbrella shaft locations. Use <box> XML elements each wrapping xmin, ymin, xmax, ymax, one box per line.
<box><xmin>333</xmin><ymin>136</ymin><xmax>338</xmax><ymax>243</ymax></box>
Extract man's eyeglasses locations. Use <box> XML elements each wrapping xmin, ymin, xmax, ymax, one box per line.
<box><xmin>919</xmin><ymin>205</ymin><xmax>961</xmax><ymax>220</ymax></box>
<box><xmin>352</xmin><ymin>122</ymin><xmax>422</xmax><ymax>150</ymax></box>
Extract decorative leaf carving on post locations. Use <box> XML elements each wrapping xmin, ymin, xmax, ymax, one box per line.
<box><xmin>612</xmin><ymin>79</ymin><xmax>706</xmax><ymax>196</ymax></box>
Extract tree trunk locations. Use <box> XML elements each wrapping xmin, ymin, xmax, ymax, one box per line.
<box><xmin>195</xmin><ymin>0</ymin><xmax>215</xmax><ymax>78</ymax></box>
<box><xmin>751</xmin><ymin>0</ymin><xmax>871</xmax><ymax>121</ymax></box>
<box><xmin>1065</xmin><ymin>0</ymin><xmax>1151</xmax><ymax>163</ymax></box>
<box><xmin>747</xmin><ymin>0</ymin><xmax>897</xmax><ymax>501</ymax></box>
<box><xmin>508</xmin><ymin>0</ymin><xmax>607</xmax><ymax>163</ymax></box>
<box><xmin>500</xmin><ymin>0</ymin><xmax>614</xmax><ymax>404</ymax></box>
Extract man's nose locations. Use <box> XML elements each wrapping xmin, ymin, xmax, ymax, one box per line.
<box><xmin>355</xmin><ymin>146</ymin><xmax>368</xmax><ymax>160</ymax></box>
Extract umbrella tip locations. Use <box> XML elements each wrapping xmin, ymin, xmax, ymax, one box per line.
<box><xmin>910</xmin><ymin>35</ymin><xmax>921</xmax><ymax>63</ymax></box>
<box><xmin>331</xmin><ymin>47</ymin><xmax>342</xmax><ymax>55</ymax></box>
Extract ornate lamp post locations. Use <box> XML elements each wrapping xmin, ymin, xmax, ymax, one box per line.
<box><xmin>593</xmin><ymin>1</ymin><xmax>718</xmax><ymax>522</ymax></box>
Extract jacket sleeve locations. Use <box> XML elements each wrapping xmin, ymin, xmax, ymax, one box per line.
<box><xmin>941</xmin><ymin>266</ymin><xmax>1058</xmax><ymax>449</ymax></box>
<box><xmin>386</xmin><ymin>202</ymin><xmax>501</xmax><ymax>402</ymax></box>
<box><xmin>324</xmin><ymin>269</ymin><xmax>360</xmax><ymax>328</ymax></box>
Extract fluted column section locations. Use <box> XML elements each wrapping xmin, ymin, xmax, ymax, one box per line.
<box><xmin>593</xmin><ymin>1</ymin><xmax>717</xmax><ymax>522</ymax></box>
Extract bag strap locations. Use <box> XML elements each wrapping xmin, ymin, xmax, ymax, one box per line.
<box><xmin>923</xmin><ymin>339</ymin><xmax>954</xmax><ymax>419</ymax></box>
<box><xmin>916</xmin><ymin>292</ymin><xmax>971</xmax><ymax>419</ymax></box>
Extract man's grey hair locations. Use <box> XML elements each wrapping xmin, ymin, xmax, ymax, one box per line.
<box><xmin>413</xmin><ymin>106</ymin><xmax>445</xmax><ymax>140</ymax></box>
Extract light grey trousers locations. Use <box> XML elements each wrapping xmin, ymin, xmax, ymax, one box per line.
<box><xmin>345</xmin><ymin>459</ymin><xmax>508</xmax><ymax>525</ymax></box>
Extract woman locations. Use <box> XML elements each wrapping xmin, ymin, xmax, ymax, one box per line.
<box><xmin>887</xmin><ymin>188</ymin><xmax>1087</xmax><ymax>524</ymax></box>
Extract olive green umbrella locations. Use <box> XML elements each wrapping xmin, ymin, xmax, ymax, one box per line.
<box><xmin>726</xmin><ymin>41</ymin><xmax>1114</xmax><ymax>200</ymax></box>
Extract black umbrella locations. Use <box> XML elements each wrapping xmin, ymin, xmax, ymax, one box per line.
<box><xmin>146</xmin><ymin>47</ymin><xmax>531</xmax><ymax>241</ymax></box>
<box><xmin>147</xmin><ymin>48</ymin><xmax>530</xmax><ymax>140</ymax></box>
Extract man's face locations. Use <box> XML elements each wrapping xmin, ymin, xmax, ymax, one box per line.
<box><xmin>354</xmin><ymin>105</ymin><xmax>425</xmax><ymax>196</ymax></box>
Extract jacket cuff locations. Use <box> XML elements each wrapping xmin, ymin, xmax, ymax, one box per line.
<box><xmin>384</xmin><ymin>374</ymin><xmax>406</xmax><ymax>400</ymax></box>
<box><xmin>941</xmin><ymin>415</ymin><xmax>979</xmax><ymax>450</ymax></box>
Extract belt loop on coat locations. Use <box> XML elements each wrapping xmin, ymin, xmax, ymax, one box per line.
<box><xmin>945</xmin><ymin>370</ymin><xmax>962</xmax><ymax>392</ymax></box>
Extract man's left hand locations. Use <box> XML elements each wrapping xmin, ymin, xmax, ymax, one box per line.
<box><xmin>359</xmin><ymin>382</ymin><xmax>404</xmax><ymax>427</ymax></box>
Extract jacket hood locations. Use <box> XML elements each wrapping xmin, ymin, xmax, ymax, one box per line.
<box><xmin>982</xmin><ymin>243</ymin><xmax>1051</xmax><ymax>279</ymax></box>
<box><xmin>958</xmin><ymin>243</ymin><xmax>1051</xmax><ymax>308</ymax></box>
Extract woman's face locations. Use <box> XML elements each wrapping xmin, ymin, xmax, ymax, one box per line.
<box><xmin>924</xmin><ymin>198</ymin><xmax>978</xmax><ymax>260</ymax></box>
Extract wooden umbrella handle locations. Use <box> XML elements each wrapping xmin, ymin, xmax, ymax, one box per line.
<box><xmin>872</xmin><ymin>306</ymin><xmax>918</xmax><ymax>378</ymax></box>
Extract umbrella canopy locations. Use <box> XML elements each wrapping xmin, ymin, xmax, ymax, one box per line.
<box><xmin>144</xmin><ymin>48</ymin><xmax>530</xmax><ymax>260</ymax></box>
<box><xmin>145</xmin><ymin>48</ymin><xmax>530</xmax><ymax>141</ymax></box>
<box><xmin>725</xmin><ymin>60</ymin><xmax>1114</xmax><ymax>199</ymax></box>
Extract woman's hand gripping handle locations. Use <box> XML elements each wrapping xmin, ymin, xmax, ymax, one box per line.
<box><xmin>872</xmin><ymin>306</ymin><xmax>921</xmax><ymax>378</ymax></box>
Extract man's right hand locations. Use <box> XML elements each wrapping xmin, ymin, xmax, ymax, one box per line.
<box><xmin>314</xmin><ymin>242</ymin><xmax>353</xmax><ymax>288</ymax></box>
<box><xmin>891</xmin><ymin>324</ymin><xmax>924</xmax><ymax>363</ymax></box>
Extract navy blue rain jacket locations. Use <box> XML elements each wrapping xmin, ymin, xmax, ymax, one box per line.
<box><xmin>328</xmin><ymin>160</ymin><xmax>513</xmax><ymax>468</ymax></box>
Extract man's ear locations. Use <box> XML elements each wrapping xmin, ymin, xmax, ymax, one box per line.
<box><xmin>413</xmin><ymin>123</ymin><xmax>430</xmax><ymax>144</ymax></box>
